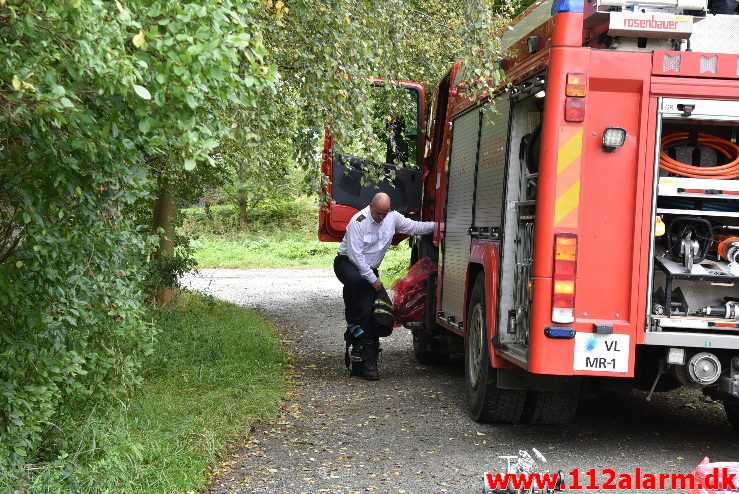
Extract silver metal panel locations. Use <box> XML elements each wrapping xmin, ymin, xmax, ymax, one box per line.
<box><xmin>656</xmin><ymin>208</ymin><xmax>739</xmax><ymax>218</ymax></box>
<box><xmin>474</xmin><ymin>98</ymin><xmax>510</xmax><ymax>229</ymax></box>
<box><xmin>645</xmin><ymin>99</ymin><xmax>664</xmax><ymax>332</ymax></box>
<box><xmin>690</xmin><ymin>15</ymin><xmax>739</xmax><ymax>54</ymax></box>
<box><xmin>661</xmin><ymin>98</ymin><xmax>739</xmax><ymax>121</ymax></box>
<box><xmin>644</xmin><ymin>331</ymin><xmax>739</xmax><ymax>349</ymax></box>
<box><xmin>441</xmin><ymin>109</ymin><xmax>480</xmax><ymax>323</ymax></box>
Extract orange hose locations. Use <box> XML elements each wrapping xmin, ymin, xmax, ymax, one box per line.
<box><xmin>660</xmin><ymin>132</ymin><xmax>739</xmax><ymax>179</ymax></box>
<box><xmin>718</xmin><ymin>236</ymin><xmax>739</xmax><ymax>263</ymax></box>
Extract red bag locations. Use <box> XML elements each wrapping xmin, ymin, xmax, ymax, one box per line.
<box><xmin>689</xmin><ymin>457</ymin><xmax>739</xmax><ymax>494</ymax></box>
<box><xmin>391</xmin><ymin>257</ymin><xmax>437</xmax><ymax>326</ymax></box>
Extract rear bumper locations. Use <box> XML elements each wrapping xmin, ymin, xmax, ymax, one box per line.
<box><xmin>644</xmin><ymin>331</ymin><xmax>739</xmax><ymax>350</ymax></box>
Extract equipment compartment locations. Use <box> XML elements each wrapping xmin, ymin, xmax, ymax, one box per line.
<box><xmin>649</xmin><ymin>99</ymin><xmax>739</xmax><ymax>334</ymax></box>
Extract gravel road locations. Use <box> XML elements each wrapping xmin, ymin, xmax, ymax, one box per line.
<box><xmin>184</xmin><ymin>268</ymin><xmax>738</xmax><ymax>494</ymax></box>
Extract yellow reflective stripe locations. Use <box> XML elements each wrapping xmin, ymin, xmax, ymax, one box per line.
<box><xmin>557</xmin><ymin>129</ymin><xmax>583</xmax><ymax>174</ymax></box>
<box><xmin>554</xmin><ymin>126</ymin><xmax>582</xmax><ymax>228</ymax></box>
<box><xmin>554</xmin><ymin>180</ymin><xmax>580</xmax><ymax>226</ymax></box>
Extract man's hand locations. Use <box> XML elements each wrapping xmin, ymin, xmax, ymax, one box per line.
<box><xmin>372</xmin><ymin>279</ymin><xmax>384</xmax><ymax>292</ymax></box>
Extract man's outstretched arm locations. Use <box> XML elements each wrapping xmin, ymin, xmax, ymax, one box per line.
<box><xmin>394</xmin><ymin>213</ymin><xmax>435</xmax><ymax>237</ymax></box>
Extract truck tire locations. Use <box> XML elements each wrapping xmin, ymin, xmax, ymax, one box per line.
<box><xmin>412</xmin><ymin>234</ymin><xmax>438</xmax><ymax>265</ymax></box>
<box><xmin>466</xmin><ymin>274</ymin><xmax>526</xmax><ymax>423</ymax></box>
<box><xmin>412</xmin><ymin>332</ymin><xmax>448</xmax><ymax>365</ymax></box>
<box><xmin>724</xmin><ymin>398</ymin><xmax>739</xmax><ymax>431</ymax></box>
<box><xmin>523</xmin><ymin>390</ymin><xmax>579</xmax><ymax>425</ymax></box>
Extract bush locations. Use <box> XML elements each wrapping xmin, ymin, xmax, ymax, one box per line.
<box><xmin>180</xmin><ymin>205</ymin><xmax>239</xmax><ymax>236</ymax></box>
<box><xmin>248</xmin><ymin>197</ymin><xmax>295</xmax><ymax>225</ymax></box>
<box><xmin>144</xmin><ymin>234</ymin><xmax>199</xmax><ymax>296</ymax></box>
<box><xmin>181</xmin><ymin>196</ymin><xmax>318</xmax><ymax>236</ymax></box>
<box><xmin>0</xmin><ymin>294</ymin><xmax>288</xmax><ymax>493</ymax></box>
<box><xmin>0</xmin><ymin>210</ymin><xmax>154</xmax><ymax>476</ymax></box>
<box><xmin>0</xmin><ymin>0</ymin><xmax>277</xmax><ymax>484</ymax></box>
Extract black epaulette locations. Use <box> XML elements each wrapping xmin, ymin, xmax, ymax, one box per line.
<box><xmin>356</xmin><ymin>214</ymin><xmax>365</xmax><ymax>222</ymax></box>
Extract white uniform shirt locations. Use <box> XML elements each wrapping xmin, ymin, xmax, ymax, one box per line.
<box><xmin>338</xmin><ymin>205</ymin><xmax>435</xmax><ymax>284</ymax></box>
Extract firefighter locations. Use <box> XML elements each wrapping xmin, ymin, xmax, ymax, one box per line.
<box><xmin>333</xmin><ymin>192</ymin><xmax>435</xmax><ymax>380</ymax></box>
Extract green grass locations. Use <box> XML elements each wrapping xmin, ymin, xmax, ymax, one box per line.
<box><xmin>181</xmin><ymin>199</ymin><xmax>412</xmax><ymax>286</ymax></box>
<box><xmin>379</xmin><ymin>242</ymin><xmax>413</xmax><ymax>287</ymax></box>
<box><xmin>183</xmin><ymin>201</ymin><xmax>340</xmax><ymax>269</ymax></box>
<box><xmin>43</xmin><ymin>293</ymin><xmax>288</xmax><ymax>494</ymax></box>
<box><xmin>191</xmin><ymin>230</ymin><xmax>338</xmax><ymax>269</ymax></box>
<box><xmin>182</xmin><ymin>200</ymin><xmax>413</xmax><ymax>286</ymax></box>
<box><xmin>191</xmin><ymin>230</ymin><xmax>411</xmax><ymax>287</ymax></box>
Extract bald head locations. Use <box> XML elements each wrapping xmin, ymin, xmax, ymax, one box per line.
<box><xmin>370</xmin><ymin>192</ymin><xmax>391</xmax><ymax>223</ymax></box>
<box><xmin>371</xmin><ymin>192</ymin><xmax>391</xmax><ymax>209</ymax></box>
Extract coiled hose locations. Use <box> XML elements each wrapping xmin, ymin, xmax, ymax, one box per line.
<box><xmin>660</xmin><ymin>132</ymin><xmax>739</xmax><ymax>179</ymax></box>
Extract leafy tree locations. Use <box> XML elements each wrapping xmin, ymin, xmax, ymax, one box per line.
<box><xmin>217</xmin><ymin>0</ymin><xmax>517</xmax><ymax>212</ymax></box>
<box><xmin>218</xmin><ymin>93</ymin><xmax>301</xmax><ymax>230</ymax></box>
<box><xmin>0</xmin><ymin>0</ymin><xmax>276</xmax><ymax>476</ymax></box>
<box><xmin>0</xmin><ymin>0</ymin><xmax>523</xmax><ymax>485</ymax></box>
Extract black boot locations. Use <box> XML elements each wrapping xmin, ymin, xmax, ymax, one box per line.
<box><xmin>361</xmin><ymin>337</ymin><xmax>381</xmax><ymax>381</ymax></box>
<box><xmin>344</xmin><ymin>330</ymin><xmax>364</xmax><ymax>377</ymax></box>
<box><xmin>349</xmin><ymin>343</ymin><xmax>365</xmax><ymax>377</ymax></box>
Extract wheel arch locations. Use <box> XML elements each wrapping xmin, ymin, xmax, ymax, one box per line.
<box><xmin>467</xmin><ymin>241</ymin><xmax>512</xmax><ymax>369</ymax></box>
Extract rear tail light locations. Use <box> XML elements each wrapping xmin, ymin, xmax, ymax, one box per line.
<box><xmin>565</xmin><ymin>72</ymin><xmax>587</xmax><ymax>97</ymax></box>
<box><xmin>564</xmin><ymin>72</ymin><xmax>586</xmax><ymax>122</ymax></box>
<box><xmin>564</xmin><ymin>97</ymin><xmax>585</xmax><ymax>122</ymax></box>
<box><xmin>552</xmin><ymin>233</ymin><xmax>578</xmax><ymax>323</ymax></box>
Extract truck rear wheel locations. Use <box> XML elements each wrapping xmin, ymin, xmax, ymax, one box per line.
<box><xmin>523</xmin><ymin>390</ymin><xmax>579</xmax><ymax>425</ymax></box>
<box><xmin>724</xmin><ymin>398</ymin><xmax>739</xmax><ymax>431</ymax></box>
<box><xmin>466</xmin><ymin>275</ymin><xmax>526</xmax><ymax>423</ymax></box>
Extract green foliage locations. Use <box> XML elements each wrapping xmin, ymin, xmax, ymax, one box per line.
<box><xmin>0</xmin><ymin>0</ymin><xmax>519</xmax><ymax>483</ymax></box>
<box><xmin>222</xmin><ymin>0</ymin><xmax>522</xmax><ymax>209</ymax></box>
<box><xmin>181</xmin><ymin>198</ymin><xmax>305</xmax><ymax>236</ymax></box>
<box><xmin>456</xmin><ymin>0</ymin><xmax>519</xmax><ymax>99</ymax></box>
<box><xmin>182</xmin><ymin>205</ymin><xmax>242</xmax><ymax>236</ymax></box>
<box><xmin>0</xmin><ymin>161</ymin><xmax>153</xmax><ymax>473</ymax></box>
<box><xmin>0</xmin><ymin>0</ymin><xmax>277</xmax><ymax>477</ymax></box>
<box><xmin>381</xmin><ymin>245</ymin><xmax>412</xmax><ymax>288</ymax></box>
<box><xmin>217</xmin><ymin>93</ymin><xmax>304</xmax><ymax>228</ymax></box>
<box><xmin>0</xmin><ymin>293</ymin><xmax>287</xmax><ymax>493</ymax></box>
<box><xmin>338</xmin><ymin>86</ymin><xmax>421</xmax><ymax>174</ymax></box>
<box><xmin>144</xmin><ymin>234</ymin><xmax>199</xmax><ymax>295</ymax></box>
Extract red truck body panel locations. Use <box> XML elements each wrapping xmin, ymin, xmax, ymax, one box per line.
<box><xmin>430</xmin><ymin>12</ymin><xmax>739</xmax><ymax>376</ymax></box>
<box><xmin>319</xmin><ymin>3</ymin><xmax>739</xmax><ymax>393</ymax></box>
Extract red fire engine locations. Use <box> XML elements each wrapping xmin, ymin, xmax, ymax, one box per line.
<box><xmin>319</xmin><ymin>0</ymin><xmax>739</xmax><ymax>426</ymax></box>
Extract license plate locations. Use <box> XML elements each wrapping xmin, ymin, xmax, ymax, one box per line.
<box><xmin>573</xmin><ymin>333</ymin><xmax>630</xmax><ymax>373</ymax></box>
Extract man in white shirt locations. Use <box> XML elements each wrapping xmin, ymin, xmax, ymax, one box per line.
<box><xmin>334</xmin><ymin>192</ymin><xmax>435</xmax><ymax>380</ymax></box>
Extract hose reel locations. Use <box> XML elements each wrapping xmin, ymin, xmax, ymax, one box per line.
<box><xmin>660</xmin><ymin>132</ymin><xmax>739</xmax><ymax>179</ymax></box>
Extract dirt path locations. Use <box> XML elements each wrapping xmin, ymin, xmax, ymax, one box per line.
<box><xmin>184</xmin><ymin>268</ymin><xmax>738</xmax><ymax>494</ymax></box>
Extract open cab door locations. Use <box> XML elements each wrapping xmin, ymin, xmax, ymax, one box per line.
<box><xmin>319</xmin><ymin>81</ymin><xmax>426</xmax><ymax>242</ymax></box>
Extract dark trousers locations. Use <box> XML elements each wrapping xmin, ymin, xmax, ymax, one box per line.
<box><xmin>334</xmin><ymin>255</ymin><xmax>379</xmax><ymax>339</ymax></box>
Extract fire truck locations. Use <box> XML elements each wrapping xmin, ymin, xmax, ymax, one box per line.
<box><xmin>319</xmin><ymin>0</ymin><xmax>739</xmax><ymax>426</ymax></box>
